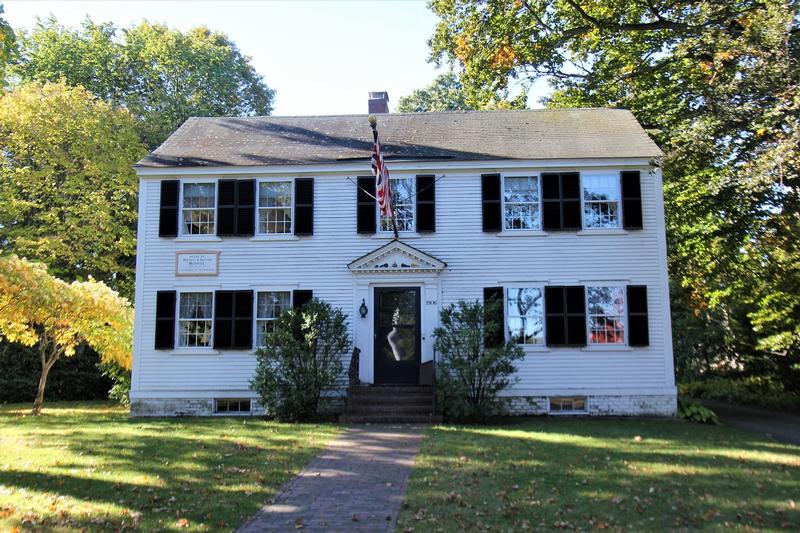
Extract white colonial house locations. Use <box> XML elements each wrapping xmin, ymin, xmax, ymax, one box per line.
<box><xmin>130</xmin><ymin>94</ymin><xmax>676</xmax><ymax>418</ymax></box>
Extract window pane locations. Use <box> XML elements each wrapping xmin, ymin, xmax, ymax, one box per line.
<box><xmin>183</xmin><ymin>183</ymin><xmax>215</xmax><ymax>208</ymax></box>
<box><xmin>583</xmin><ymin>176</ymin><xmax>620</xmax><ymax>201</ymax></box>
<box><xmin>506</xmin><ymin>287</ymin><xmax>544</xmax><ymax>344</ymax></box>
<box><xmin>504</xmin><ymin>177</ymin><xmax>540</xmax><ymax>230</ymax></box>
<box><xmin>257</xmin><ymin>292</ymin><xmax>290</xmax><ymax>319</ymax></box>
<box><xmin>504</xmin><ymin>177</ymin><xmax>538</xmax><ymax>203</ymax></box>
<box><xmin>583</xmin><ymin>175</ymin><xmax>620</xmax><ymax>229</ymax></box>
<box><xmin>259</xmin><ymin>182</ymin><xmax>292</xmax><ymax>207</ymax></box>
<box><xmin>588</xmin><ymin>286</ymin><xmax>625</xmax><ymax>344</ymax></box>
<box><xmin>380</xmin><ymin>177</ymin><xmax>415</xmax><ymax>232</ymax></box>
<box><xmin>180</xmin><ymin>293</ymin><xmax>213</xmax><ymax>319</ymax></box>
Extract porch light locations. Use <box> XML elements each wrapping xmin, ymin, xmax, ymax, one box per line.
<box><xmin>359</xmin><ymin>299</ymin><xmax>368</xmax><ymax>318</ymax></box>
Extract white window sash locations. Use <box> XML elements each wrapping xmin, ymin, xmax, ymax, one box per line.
<box><xmin>585</xmin><ymin>285</ymin><xmax>627</xmax><ymax>345</ymax></box>
<box><xmin>501</xmin><ymin>174</ymin><xmax>541</xmax><ymax>231</ymax></box>
<box><xmin>176</xmin><ymin>291</ymin><xmax>215</xmax><ymax>348</ymax></box>
<box><xmin>256</xmin><ymin>178</ymin><xmax>294</xmax><ymax>235</ymax></box>
<box><xmin>254</xmin><ymin>290</ymin><xmax>292</xmax><ymax>348</ymax></box>
<box><xmin>179</xmin><ymin>180</ymin><xmax>218</xmax><ymax>236</ymax></box>
<box><xmin>378</xmin><ymin>175</ymin><xmax>416</xmax><ymax>233</ymax></box>
<box><xmin>580</xmin><ymin>173</ymin><xmax>623</xmax><ymax>230</ymax></box>
<box><xmin>505</xmin><ymin>285</ymin><xmax>546</xmax><ymax>345</ymax></box>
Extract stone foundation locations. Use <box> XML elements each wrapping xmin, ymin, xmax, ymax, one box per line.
<box><xmin>130</xmin><ymin>396</ymin><xmax>345</xmax><ymax>417</ymax></box>
<box><xmin>507</xmin><ymin>394</ymin><xmax>676</xmax><ymax>416</ymax></box>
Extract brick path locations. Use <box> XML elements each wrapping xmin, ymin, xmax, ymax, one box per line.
<box><xmin>238</xmin><ymin>425</ymin><xmax>424</xmax><ymax>533</ymax></box>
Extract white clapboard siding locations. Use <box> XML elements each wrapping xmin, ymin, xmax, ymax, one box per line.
<box><xmin>131</xmin><ymin>161</ymin><xmax>675</xmax><ymax>399</ymax></box>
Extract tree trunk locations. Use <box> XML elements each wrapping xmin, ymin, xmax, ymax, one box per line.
<box><xmin>31</xmin><ymin>344</ymin><xmax>60</xmax><ymax>416</ymax></box>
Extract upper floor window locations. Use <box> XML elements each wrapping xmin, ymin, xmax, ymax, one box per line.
<box><xmin>582</xmin><ymin>175</ymin><xmax>621</xmax><ymax>229</ymax></box>
<box><xmin>258</xmin><ymin>181</ymin><xmax>292</xmax><ymax>234</ymax></box>
<box><xmin>587</xmin><ymin>286</ymin><xmax>625</xmax><ymax>344</ymax></box>
<box><xmin>506</xmin><ymin>287</ymin><xmax>545</xmax><ymax>345</ymax></box>
<box><xmin>380</xmin><ymin>176</ymin><xmax>415</xmax><ymax>233</ymax></box>
<box><xmin>178</xmin><ymin>292</ymin><xmax>213</xmax><ymax>347</ymax></box>
<box><xmin>256</xmin><ymin>291</ymin><xmax>290</xmax><ymax>346</ymax></box>
<box><xmin>181</xmin><ymin>182</ymin><xmax>216</xmax><ymax>235</ymax></box>
<box><xmin>503</xmin><ymin>176</ymin><xmax>540</xmax><ymax>230</ymax></box>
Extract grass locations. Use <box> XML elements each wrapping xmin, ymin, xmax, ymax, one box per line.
<box><xmin>397</xmin><ymin>418</ymin><xmax>800</xmax><ymax>532</ymax></box>
<box><xmin>0</xmin><ymin>402</ymin><xmax>340</xmax><ymax>532</ymax></box>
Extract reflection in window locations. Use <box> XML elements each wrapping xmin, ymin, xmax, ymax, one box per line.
<box><xmin>380</xmin><ymin>177</ymin><xmax>415</xmax><ymax>232</ymax></box>
<box><xmin>179</xmin><ymin>292</ymin><xmax>213</xmax><ymax>347</ymax></box>
<box><xmin>259</xmin><ymin>181</ymin><xmax>292</xmax><ymax>234</ymax></box>
<box><xmin>504</xmin><ymin>176</ymin><xmax>540</xmax><ymax>230</ymax></box>
<box><xmin>588</xmin><ymin>286</ymin><xmax>625</xmax><ymax>344</ymax></box>
<box><xmin>256</xmin><ymin>291</ymin><xmax>290</xmax><ymax>346</ymax></box>
<box><xmin>182</xmin><ymin>183</ymin><xmax>215</xmax><ymax>235</ymax></box>
<box><xmin>583</xmin><ymin>175</ymin><xmax>620</xmax><ymax>228</ymax></box>
<box><xmin>506</xmin><ymin>287</ymin><xmax>544</xmax><ymax>344</ymax></box>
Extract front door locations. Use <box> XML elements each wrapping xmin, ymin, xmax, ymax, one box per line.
<box><xmin>374</xmin><ymin>287</ymin><xmax>421</xmax><ymax>385</ymax></box>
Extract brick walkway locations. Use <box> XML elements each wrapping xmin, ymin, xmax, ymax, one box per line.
<box><xmin>238</xmin><ymin>425</ymin><xmax>424</xmax><ymax>533</ymax></box>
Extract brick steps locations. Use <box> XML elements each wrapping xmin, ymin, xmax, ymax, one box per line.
<box><xmin>341</xmin><ymin>385</ymin><xmax>439</xmax><ymax>424</ymax></box>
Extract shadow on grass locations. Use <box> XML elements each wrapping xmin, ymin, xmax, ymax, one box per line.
<box><xmin>398</xmin><ymin>418</ymin><xmax>800</xmax><ymax>532</ymax></box>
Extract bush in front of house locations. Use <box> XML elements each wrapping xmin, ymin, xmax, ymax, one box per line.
<box><xmin>679</xmin><ymin>376</ymin><xmax>800</xmax><ymax>412</ymax></box>
<box><xmin>434</xmin><ymin>299</ymin><xmax>525</xmax><ymax>422</ymax></box>
<box><xmin>251</xmin><ymin>299</ymin><xmax>350</xmax><ymax>421</ymax></box>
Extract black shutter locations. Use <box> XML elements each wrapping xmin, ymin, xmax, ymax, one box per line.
<box><xmin>217</xmin><ymin>180</ymin><xmax>236</xmax><ymax>236</ymax></box>
<box><xmin>154</xmin><ymin>291</ymin><xmax>176</xmax><ymax>349</ymax></box>
<box><xmin>356</xmin><ymin>176</ymin><xmax>376</xmax><ymax>234</ymax></box>
<box><xmin>236</xmin><ymin>180</ymin><xmax>256</xmax><ymax>236</ymax></box>
<box><xmin>545</xmin><ymin>286</ymin><xmax>586</xmax><ymax>346</ymax></box>
<box><xmin>416</xmin><ymin>175</ymin><xmax>436</xmax><ymax>232</ymax></box>
<box><xmin>294</xmin><ymin>178</ymin><xmax>314</xmax><ymax>235</ymax></box>
<box><xmin>293</xmin><ymin>290</ymin><xmax>313</xmax><ymax>309</ymax></box>
<box><xmin>542</xmin><ymin>173</ymin><xmax>581</xmax><ymax>231</ymax></box>
<box><xmin>481</xmin><ymin>174</ymin><xmax>502</xmax><ymax>232</ymax></box>
<box><xmin>627</xmin><ymin>285</ymin><xmax>649</xmax><ymax>346</ymax></box>
<box><xmin>158</xmin><ymin>180</ymin><xmax>179</xmax><ymax>237</ymax></box>
<box><xmin>214</xmin><ymin>290</ymin><xmax>253</xmax><ymax>350</ymax></box>
<box><xmin>621</xmin><ymin>171</ymin><xmax>643</xmax><ymax>229</ymax></box>
<box><xmin>483</xmin><ymin>287</ymin><xmax>505</xmax><ymax>348</ymax></box>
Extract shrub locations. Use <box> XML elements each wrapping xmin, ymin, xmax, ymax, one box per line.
<box><xmin>434</xmin><ymin>299</ymin><xmax>525</xmax><ymax>422</ymax></box>
<box><xmin>678</xmin><ymin>397</ymin><xmax>719</xmax><ymax>424</ymax></box>
<box><xmin>98</xmin><ymin>359</ymin><xmax>131</xmax><ymax>405</ymax></box>
<box><xmin>251</xmin><ymin>299</ymin><xmax>349</xmax><ymax>421</ymax></box>
<box><xmin>680</xmin><ymin>376</ymin><xmax>800</xmax><ymax>411</ymax></box>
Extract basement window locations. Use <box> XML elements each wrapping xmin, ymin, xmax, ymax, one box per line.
<box><xmin>549</xmin><ymin>396</ymin><xmax>587</xmax><ymax>414</ymax></box>
<box><xmin>214</xmin><ymin>398</ymin><xmax>252</xmax><ymax>414</ymax></box>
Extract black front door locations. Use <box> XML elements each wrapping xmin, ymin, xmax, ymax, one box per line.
<box><xmin>374</xmin><ymin>287</ymin><xmax>421</xmax><ymax>385</ymax></box>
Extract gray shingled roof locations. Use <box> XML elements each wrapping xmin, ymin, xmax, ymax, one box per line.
<box><xmin>136</xmin><ymin>108</ymin><xmax>662</xmax><ymax>168</ymax></box>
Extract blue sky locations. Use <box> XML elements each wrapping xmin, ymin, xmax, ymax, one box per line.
<box><xmin>5</xmin><ymin>1</ymin><xmax>547</xmax><ymax>115</ymax></box>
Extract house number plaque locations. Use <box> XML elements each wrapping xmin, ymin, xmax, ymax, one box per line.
<box><xmin>176</xmin><ymin>251</ymin><xmax>219</xmax><ymax>276</ymax></box>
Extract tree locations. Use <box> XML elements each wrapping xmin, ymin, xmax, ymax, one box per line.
<box><xmin>428</xmin><ymin>0</ymin><xmax>800</xmax><ymax>388</ymax></box>
<box><xmin>0</xmin><ymin>255</ymin><xmax>133</xmax><ymax>414</ymax></box>
<box><xmin>0</xmin><ymin>4</ymin><xmax>16</xmax><ymax>81</ymax></box>
<box><xmin>433</xmin><ymin>299</ymin><xmax>525</xmax><ymax>421</ymax></box>
<box><xmin>251</xmin><ymin>299</ymin><xmax>350</xmax><ymax>421</ymax></box>
<box><xmin>397</xmin><ymin>72</ymin><xmax>474</xmax><ymax>112</ymax></box>
<box><xmin>12</xmin><ymin>18</ymin><xmax>276</xmax><ymax>148</ymax></box>
<box><xmin>0</xmin><ymin>81</ymin><xmax>146</xmax><ymax>300</ymax></box>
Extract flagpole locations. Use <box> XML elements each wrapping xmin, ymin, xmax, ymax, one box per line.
<box><xmin>369</xmin><ymin>116</ymin><xmax>399</xmax><ymax>239</ymax></box>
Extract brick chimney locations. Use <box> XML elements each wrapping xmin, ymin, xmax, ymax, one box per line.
<box><xmin>368</xmin><ymin>91</ymin><xmax>389</xmax><ymax>114</ymax></box>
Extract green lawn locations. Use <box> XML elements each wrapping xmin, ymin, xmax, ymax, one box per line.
<box><xmin>0</xmin><ymin>402</ymin><xmax>340</xmax><ymax>532</ymax></box>
<box><xmin>397</xmin><ymin>419</ymin><xmax>800</xmax><ymax>532</ymax></box>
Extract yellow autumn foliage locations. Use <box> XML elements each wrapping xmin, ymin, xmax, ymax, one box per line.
<box><xmin>0</xmin><ymin>254</ymin><xmax>133</xmax><ymax>369</ymax></box>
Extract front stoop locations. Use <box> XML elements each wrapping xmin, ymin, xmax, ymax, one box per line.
<box><xmin>340</xmin><ymin>385</ymin><xmax>443</xmax><ymax>423</ymax></box>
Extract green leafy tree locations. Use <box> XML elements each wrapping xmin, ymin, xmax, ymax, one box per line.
<box><xmin>429</xmin><ymin>0</ymin><xmax>800</xmax><ymax>388</ymax></box>
<box><xmin>0</xmin><ymin>4</ymin><xmax>16</xmax><ymax>81</ymax></box>
<box><xmin>434</xmin><ymin>299</ymin><xmax>525</xmax><ymax>421</ymax></box>
<box><xmin>397</xmin><ymin>72</ymin><xmax>474</xmax><ymax>112</ymax></box>
<box><xmin>0</xmin><ymin>81</ymin><xmax>146</xmax><ymax>299</ymax></box>
<box><xmin>251</xmin><ymin>299</ymin><xmax>350</xmax><ymax>421</ymax></box>
<box><xmin>13</xmin><ymin>18</ymin><xmax>275</xmax><ymax>148</ymax></box>
<box><xmin>0</xmin><ymin>255</ymin><xmax>133</xmax><ymax>415</ymax></box>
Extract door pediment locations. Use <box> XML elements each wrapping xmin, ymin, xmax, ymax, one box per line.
<box><xmin>348</xmin><ymin>240</ymin><xmax>446</xmax><ymax>274</ymax></box>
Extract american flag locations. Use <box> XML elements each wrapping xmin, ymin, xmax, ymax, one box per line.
<box><xmin>371</xmin><ymin>131</ymin><xmax>393</xmax><ymax>219</ymax></box>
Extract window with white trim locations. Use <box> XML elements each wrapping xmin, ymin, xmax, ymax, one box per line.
<box><xmin>214</xmin><ymin>398</ymin><xmax>251</xmax><ymax>414</ymax></box>
<box><xmin>503</xmin><ymin>176</ymin><xmax>540</xmax><ymax>230</ymax></box>
<box><xmin>178</xmin><ymin>292</ymin><xmax>213</xmax><ymax>347</ymax></box>
<box><xmin>549</xmin><ymin>396</ymin><xmax>586</xmax><ymax>412</ymax></box>
<box><xmin>258</xmin><ymin>181</ymin><xmax>292</xmax><ymax>234</ymax></box>
<box><xmin>379</xmin><ymin>176</ymin><xmax>414</xmax><ymax>232</ymax></box>
<box><xmin>256</xmin><ymin>291</ymin><xmax>291</xmax><ymax>346</ymax></box>
<box><xmin>587</xmin><ymin>286</ymin><xmax>625</xmax><ymax>344</ymax></box>
<box><xmin>582</xmin><ymin>175</ymin><xmax>621</xmax><ymax>228</ymax></box>
<box><xmin>506</xmin><ymin>287</ymin><xmax>545</xmax><ymax>345</ymax></box>
<box><xmin>181</xmin><ymin>182</ymin><xmax>216</xmax><ymax>235</ymax></box>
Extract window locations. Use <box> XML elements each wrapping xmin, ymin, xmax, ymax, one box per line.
<box><xmin>503</xmin><ymin>176</ymin><xmax>540</xmax><ymax>230</ymax></box>
<box><xmin>380</xmin><ymin>176</ymin><xmax>414</xmax><ymax>232</ymax></box>
<box><xmin>587</xmin><ymin>286</ymin><xmax>625</xmax><ymax>344</ymax></box>
<box><xmin>583</xmin><ymin>175</ymin><xmax>621</xmax><ymax>228</ymax></box>
<box><xmin>181</xmin><ymin>182</ymin><xmax>216</xmax><ymax>235</ymax></box>
<box><xmin>258</xmin><ymin>181</ymin><xmax>292</xmax><ymax>234</ymax></box>
<box><xmin>256</xmin><ymin>291</ymin><xmax>291</xmax><ymax>346</ymax></box>
<box><xmin>178</xmin><ymin>292</ymin><xmax>213</xmax><ymax>347</ymax></box>
<box><xmin>549</xmin><ymin>396</ymin><xmax>586</xmax><ymax>413</ymax></box>
<box><xmin>214</xmin><ymin>398</ymin><xmax>252</xmax><ymax>414</ymax></box>
<box><xmin>506</xmin><ymin>287</ymin><xmax>544</xmax><ymax>344</ymax></box>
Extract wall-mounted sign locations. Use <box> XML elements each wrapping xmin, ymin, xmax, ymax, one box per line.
<box><xmin>176</xmin><ymin>251</ymin><xmax>219</xmax><ymax>276</ymax></box>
